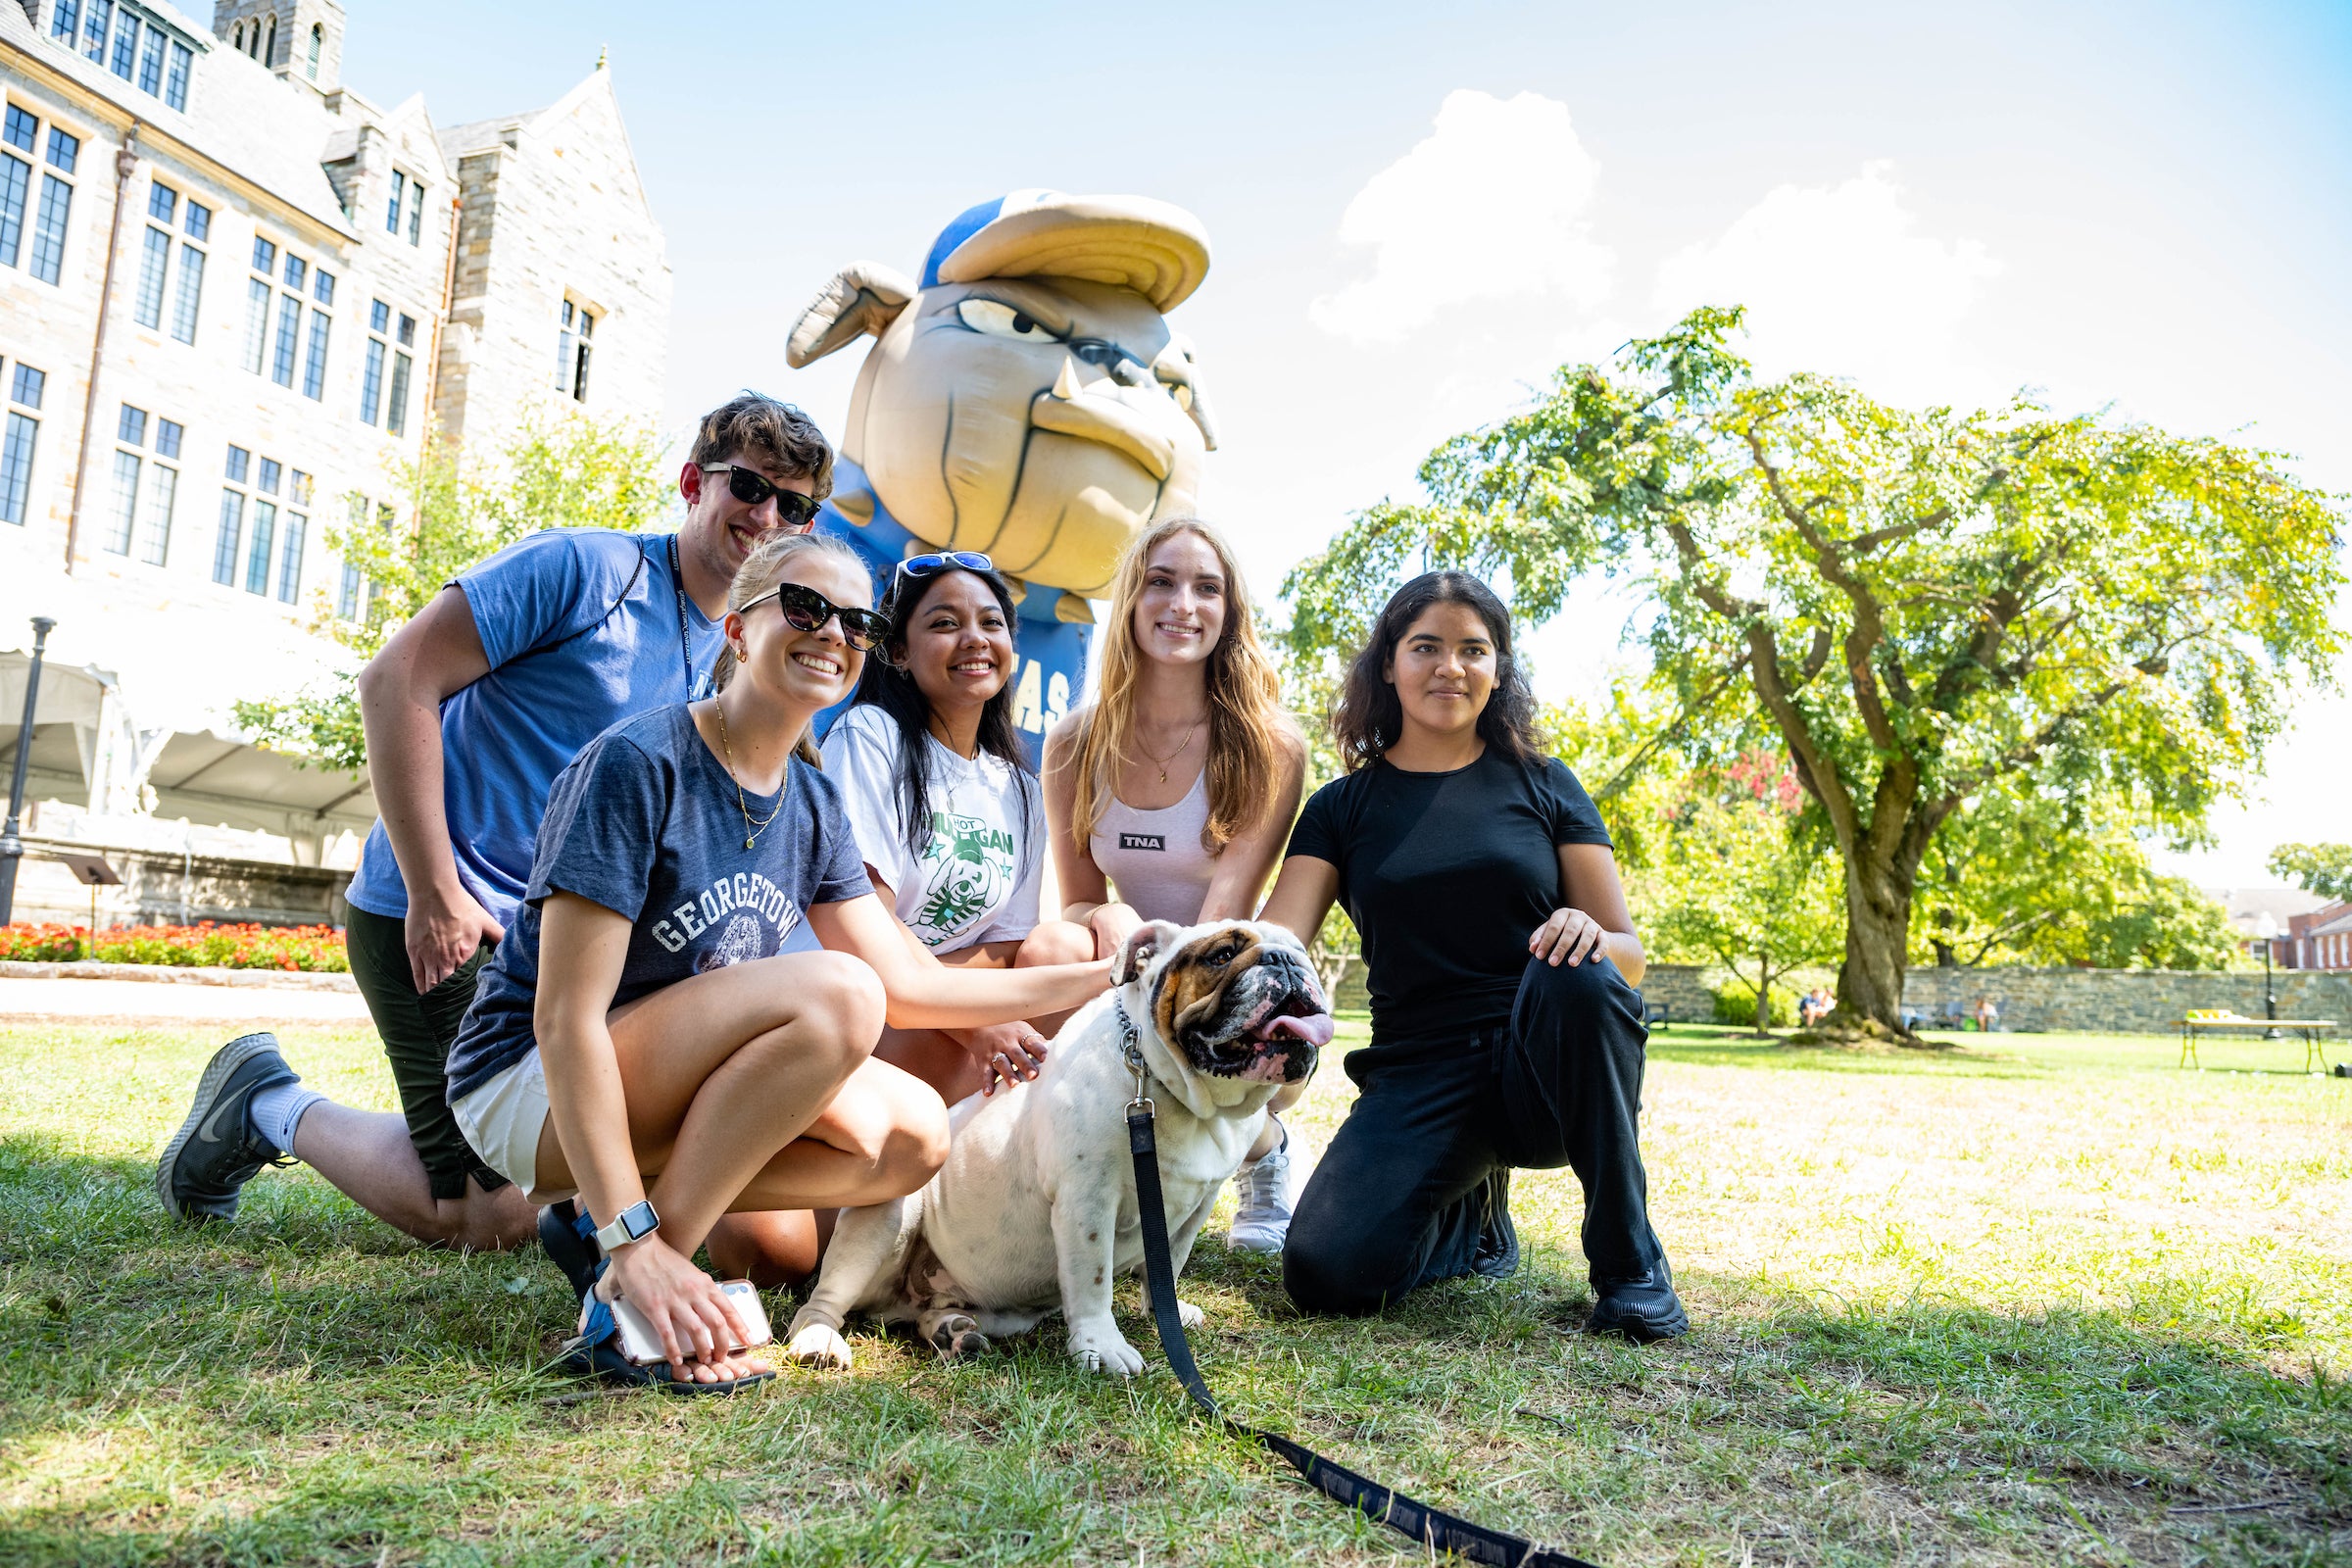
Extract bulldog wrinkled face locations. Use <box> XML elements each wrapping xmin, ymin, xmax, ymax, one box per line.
<box><xmin>1145</xmin><ymin>923</ymin><xmax>1335</xmax><ymax>1085</ymax></box>
<box><xmin>852</xmin><ymin>277</ymin><xmax>1213</xmax><ymax>596</ymax></box>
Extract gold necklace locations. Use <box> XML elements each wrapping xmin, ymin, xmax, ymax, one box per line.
<box><xmin>1137</xmin><ymin>713</ymin><xmax>1205</xmax><ymax>785</ymax></box>
<box><xmin>713</xmin><ymin>699</ymin><xmax>785</xmax><ymax>850</ymax></box>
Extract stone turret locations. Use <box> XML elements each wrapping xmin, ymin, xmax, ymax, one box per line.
<box><xmin>210</xmin><ymin>0</ymin><xmax>344</xmax><ymax>96</ymax></box>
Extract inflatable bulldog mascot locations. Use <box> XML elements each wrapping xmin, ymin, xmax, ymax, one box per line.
<box><xmin>786</xmin><ymin>190</ymin><xmax>1216</xmax><ymax>748</ymax></box>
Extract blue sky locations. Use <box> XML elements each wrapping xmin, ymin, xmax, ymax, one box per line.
<box><xmin>350</xmin><ymin>0</ymin><xmax>2352</xmax><ymax>883</ymax></box>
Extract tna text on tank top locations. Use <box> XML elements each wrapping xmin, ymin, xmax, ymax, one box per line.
<box><xmin>1090</xmin><ymin>768</ymin><xmax>1217</xmax><ymax>926</ymax></box>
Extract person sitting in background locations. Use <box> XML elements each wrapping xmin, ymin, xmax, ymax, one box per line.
<box><xmin>1973</xmin><ymin>996</ymin><xmax>1999</xmax><ymax>1033</ymax></box>
<box><xmin>155</xmin><ymin>394</ymin><xmax>832</xmax><ymax>1251</ymax></box>
<box><xmin>442</xmin><ymin>529</ymin><xmax>1110</xmax><ymax>1390</ymax></box>
<box><xmin>703</xmin><ymin>549</ymin><xmax>1094</xmax><ymax>1284</ymax></box>
<box><xmin>1044</xmin><ymin>517</ymin><xmax>1308</xmax><ymax>1251</ymax></box>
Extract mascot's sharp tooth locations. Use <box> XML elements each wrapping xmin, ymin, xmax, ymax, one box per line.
<box><xmin>1053</xmin><ymin>360</ymin><xmax>1083</xmax><ymax>403</ymax></box>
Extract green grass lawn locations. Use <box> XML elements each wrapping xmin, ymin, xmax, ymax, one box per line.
<box><xmin>3</xmin><ymin>1017</ymin><xmax>2347</xmax><ymax>1565</ymax></box>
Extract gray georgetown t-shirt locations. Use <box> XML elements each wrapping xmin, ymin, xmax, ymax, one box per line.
<box><xmin>446</xmin><ymin>704</ymin><xmax>871</xmax><ymax>1102</ymax></box>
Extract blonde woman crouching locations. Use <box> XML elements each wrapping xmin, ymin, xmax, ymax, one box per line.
<box><xmin>444</xmin><ymin>530</ymin><xmax>1110</xmax><ymax>1392</ymax></box>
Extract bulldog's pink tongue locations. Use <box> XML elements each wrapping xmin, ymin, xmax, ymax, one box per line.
<box><xmin>1265</xmin><ymin>1012</ymin><xmax>1336</xmax><ymax>1049</ymax></box>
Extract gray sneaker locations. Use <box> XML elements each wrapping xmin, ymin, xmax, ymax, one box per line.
<box><xmin>1227</xmin><ymin>1128</ymin><xmax>1294</xmax><ymax>1253</ymax></box>
<box><xmin>155</xmin><ymin>1032</ymin><xmax>299</xmax><ymax>1223</ymax></box>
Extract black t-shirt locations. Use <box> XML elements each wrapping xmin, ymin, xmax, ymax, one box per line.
<box><xmin>1286</xmin><ymin>749</ymin><xmax>1613</xmax><ymax>1044</ymax></box>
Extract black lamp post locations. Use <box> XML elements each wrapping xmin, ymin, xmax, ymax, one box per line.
<box><xmin>0</xmin><ymin>616</ymin><xmax>58</xmax><ymax>927</ymax></box>
<box><xmin>2256</xmin><ymin>912</ymin><xmax>2282</xmax><ymax>1040</ymax></box>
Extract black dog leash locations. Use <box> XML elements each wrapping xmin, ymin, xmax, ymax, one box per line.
<box><xmin>1122</xmin><ymin>1086</ymin><xmax>1602</xmax><ymax>1567</ymax></box>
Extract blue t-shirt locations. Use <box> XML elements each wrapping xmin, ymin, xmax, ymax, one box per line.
<box><xmin>345</xmin><ymin>530</ymin><xmax>722</xmax><ymax>928</ymax></box>
<box><xmin>445</xmin><ymin>705</ymin><xmax>873</xmax><ymax>1102</ymax></box>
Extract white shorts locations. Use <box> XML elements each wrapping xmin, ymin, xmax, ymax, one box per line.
<box><xmin>450</xmin><ymin>1050</ymin><xmax>573</xmax><ymax>1204</ymax></box>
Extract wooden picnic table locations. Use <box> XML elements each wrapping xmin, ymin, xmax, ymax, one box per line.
<box><xmin>2176</xmin><ymin>1014</ymin><xmax>2338</xmax><ymax>1072</ymax></box>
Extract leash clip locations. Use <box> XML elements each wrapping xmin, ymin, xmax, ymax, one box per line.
<box><xmin>1116</xmin><ymin>994</ymin><xmax>1154</xmax><ymax>1116</ymax></box>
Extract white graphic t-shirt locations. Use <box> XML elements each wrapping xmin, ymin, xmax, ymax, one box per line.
<box><xmin>821</xmin><ymin>704</ymin><xmax>1045</xmax><ymax>954</ymax></box>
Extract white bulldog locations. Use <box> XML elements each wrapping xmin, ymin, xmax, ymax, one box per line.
<box><xmin>785</xmin><ymin>919</ymin><xmax>1333</xmax><ymax>1375</ymax></box>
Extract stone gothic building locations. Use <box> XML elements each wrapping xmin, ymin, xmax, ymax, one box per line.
<box><xmin>0</xmin><ymin>0</ymin><xmax>669</xmax><ymax>922</ymax></box>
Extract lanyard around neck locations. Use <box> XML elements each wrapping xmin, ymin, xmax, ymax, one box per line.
<box><xmin>666</xmin><ymin>534</ymin><xmax>697</xmax><ymax>697</ymax></box>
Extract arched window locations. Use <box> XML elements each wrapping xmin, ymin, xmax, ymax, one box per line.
<box><xmin>263</xmin><ymin>15</ymin><xmax>275</xmax><ymax>65</ymax></box>
<box><xmin>231</xmin><ymin>22</ymin><xmax>244</xmax><ymax>50</ymax></box>
<box><xmin>307</xmin><ymin>24</ymin><xmax>321</xmax><ymax>79</ymax></box>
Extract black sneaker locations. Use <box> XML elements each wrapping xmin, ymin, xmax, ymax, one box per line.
<box><xmin>538</xmin><ymin>1200</ymin><xmax>604</xmax><ymax>1298</ymax></box>
<box><xmin>154</xmin><ymin>1032</ymin><xmax>299</xmax><ymax>1224</ymax></box>
<box><xmin>1470</xmin><ymin>1168</ymin><xmax>1520</xmax><ymax>1280</ymax></box>
<box><xmin>1589</xmin><ymin>1256</ymin><xmax>1690</xmax><ymax>1342</ymax></box>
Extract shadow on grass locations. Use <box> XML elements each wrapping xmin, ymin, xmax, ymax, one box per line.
<box><xmin>7</xmin><ymin>1137</ymin><xmax>2351</xmax><ymax>1564</ymax></box>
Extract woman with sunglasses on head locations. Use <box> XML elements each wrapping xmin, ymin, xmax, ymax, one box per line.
<box><xmin>825</xmin><ymin>549</ymin><xmax>1096</xmax><ymax>1100</ymax></box>
<box><xmin>443</xmin><ymin>531</ymin><xmax>1111</xmax><ymax>1392</ymax></box>
<box><xmin>701</xmin><ymin>549</ymin><xmax>1096</xmax><ymax>1285</ymax></box>
<box><xmin>1256</xmin><ymin>571</ymin><xmax>1685</xmax><ymax>1339</ymax></box>
<box><xmin>1043</xmin><ymin>516</ymin><xmax>1308</xmax><ymax>1252</ymax></box>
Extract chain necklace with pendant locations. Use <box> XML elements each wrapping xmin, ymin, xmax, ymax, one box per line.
<box><xmin>713</xmin><ymin>697</ymin><xmax>784</xmax><ymax>850</ymax></box>
<box><xmin>1137</xmin><ymin>713</ymin><xmax>1205</xmax><ymax>785</ymax></box>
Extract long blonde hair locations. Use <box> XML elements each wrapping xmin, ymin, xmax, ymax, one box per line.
<box><xmin>710</xmin><ymin>528</ymin><xmax>868</xmax><ymax>767</ymax></box>
<box><xmin>1069</xmin><ymin>516</ymin><xmax>1287</xmax><ymax>851</ymax></box>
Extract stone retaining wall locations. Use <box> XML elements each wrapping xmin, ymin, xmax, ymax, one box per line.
<box><xmin>1898</xmin><ymin>964</ymin><xmax>2351</xmax><ymax>1034</ymax></box>
<box><xmin>1635</xmin><ymin>964</ymin><xmax>1722</xmax><ymax>1025</ymax></box>
<box><xmin>10</xmin><ymin>837</ymin><xmax>351</xmax><ymax>930</ymax></box>
<box><xmin>1345</xmin><ymin>959</ymin><xmax>2348</xmax><ymax>1036</ymax></box>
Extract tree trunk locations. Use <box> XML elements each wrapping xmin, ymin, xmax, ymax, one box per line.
<box><xmin>1753</xmin><ymin>948</ymin><xmax>1772</xmax><ymax>1037</ymax></box>
<box><xmin>1309</xmin><ymin>944</ymin><xmax>1353</xmax><ymax>1007</ymax></box>
<box><xmin>1835</xmin><ymin>864</ymin><xmax>1914</xmax><ymax>1035</ymax></box>
<box><xmin>1933</xmin><ymin>860</ymin><xmax>1959</xmax><ymax>966</ymax></box>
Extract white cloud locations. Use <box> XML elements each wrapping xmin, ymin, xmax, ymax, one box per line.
<box><xmin>1652</xmin><ymin>161</ymin><xmax>2001</xmax><ymax>403</ymax></box>
<box><xmin>1310</xmin><ymin>90</ymin><xmax>1613</xmax><ymax>343</ymax></box>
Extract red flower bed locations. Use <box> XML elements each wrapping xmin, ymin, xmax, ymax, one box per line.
<box><xmin>0</xmin><ymin>920</ymin><xmax>349</xmax><ymax>972</ymax></box>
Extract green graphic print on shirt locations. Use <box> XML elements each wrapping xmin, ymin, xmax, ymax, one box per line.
<box><xmin>910</xmin><ymin>809</ymin><xmax>1017</xmax><ymax>948</ymax></box>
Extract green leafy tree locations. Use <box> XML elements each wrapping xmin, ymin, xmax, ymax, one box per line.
<box><xmin>2268</xmin><ymin>842</ymin><xmax>2352</xmax><ymax>902</ymax></box>
<box><xmin>2062</xmin><ymin>871</ymin><xmax>2242</xmax><ymax>970</ymax></box>
<box><xmin>1919</xmin><ymin>786</ymin><xmax>2239</xmax><ymax>970</ymax></box>
<box><xmin>1282</xmin><ymin>307</ymin><xmax>2343</xmax><ymax>1037</ymax></box>
<box><xmin>234</xmin><ymin>414</ymin><xmax>673</xmax><ymax>770</ymax></box>
<box><xmin>1636</xmin><ymin>753</ymin><xmax>1845</xmax><ymax>1035</ymax></box>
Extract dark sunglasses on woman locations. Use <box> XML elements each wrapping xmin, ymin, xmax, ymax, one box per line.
<box><xmin>747</xmin><ymin>582</ymin><xmax>891</xmax><ymax>651</ymax></box>
<box><xmin>700</xmin><ymin>464</ymin><xmax>823</xmax><ymax>530</ymax></box>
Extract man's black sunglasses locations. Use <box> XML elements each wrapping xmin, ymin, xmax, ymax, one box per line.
<box><xmin>702</xmin><ymin>464</ymin><xmax>822</xmax><ymax>529</ymax></box>
<box><xmin>748</xmin><ymin>582</ymin><xmax>890</xmax><ymax>652</ymax></box>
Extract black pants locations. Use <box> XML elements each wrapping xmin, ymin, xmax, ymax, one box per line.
<box><xmin>1285</xmin><ymin>954</ymin><xmax>1663</xmax><ymax>1316</ymax></box>
<box><xmin>345</xmin><ymin>906</ymin><xmax>505</xmax><ymax>1200</ymax></box>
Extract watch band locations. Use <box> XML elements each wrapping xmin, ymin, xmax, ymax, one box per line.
<box><xmin>592</xmin><ymin>1199</ymin><xmax>660</xmax><ymax>1253</ymax></box>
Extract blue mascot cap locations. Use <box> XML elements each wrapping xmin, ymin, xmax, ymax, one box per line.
<box><xmin>919</xmin><ymin>189</ymin><xmax>1211</xmax><ymax>314</ymax></box>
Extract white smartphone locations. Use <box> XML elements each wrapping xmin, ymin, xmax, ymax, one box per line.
<box><xmin>612</xmin><ymin>1279</ymin><xmax>773</xmax><ymax>1367</ymax></box>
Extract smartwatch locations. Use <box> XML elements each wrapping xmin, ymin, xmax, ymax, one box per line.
<box><xmin>592</xmin><ymin>1200</ymin><xmax>660</xmax><ymax>1253</ymax></box>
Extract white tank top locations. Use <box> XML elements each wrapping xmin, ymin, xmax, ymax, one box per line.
<box><xmin>1089</xmin><ymin>768</ymin><xmax>1217</xmax><ymax>925</ymax></box>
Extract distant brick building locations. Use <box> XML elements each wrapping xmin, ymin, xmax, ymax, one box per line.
<box><xmin>2282</xmin><ymin>902</ymin><xmax>2352</xmax><ymax>971</ymax></box>
<box><xmin>0</xmin><ymin>0</ymin><xmax>668</xmax><ymax>895</ymax></box>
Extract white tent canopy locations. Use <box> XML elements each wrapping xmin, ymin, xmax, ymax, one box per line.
<box><xmin>0</xmin><ymin>648</ymin><xmax>373</xmax><ymax>863</ymax></box>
